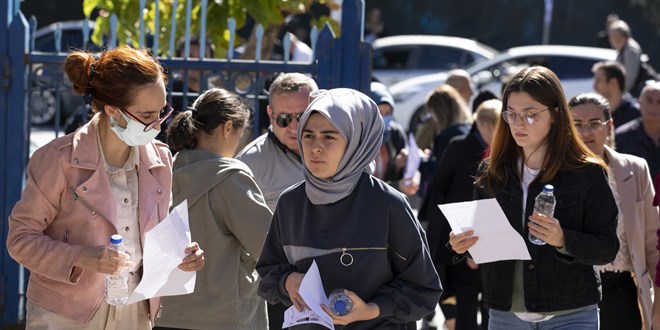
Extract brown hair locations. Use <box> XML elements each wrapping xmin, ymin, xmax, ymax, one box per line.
<box><xmin>475</xmin><ymin>66</ymin><xmax>605</xmax><ymax>195</ymax></box>
<box><xmin>268</xmin><ymin>72</ymin><xmax>318</xmax><ymax>100</ymax></box>
<box><xmin>167</xmin><ymin>88</ymin><xmax>251</xmax><ymax>151</ymax></box>
<box><xmin>569</xmin><ymin>92</ymin><xmax>615</xmax><ymax>148</ymax></box>
<box><xmin>425</xmin><ymin>84</ymin><xmax>472</xmax><ymax>132</ymax></box>
<box><xmin>64</xmin><ymin>46</ymin><xmax>167</xmax><ymax>113</ymax></box>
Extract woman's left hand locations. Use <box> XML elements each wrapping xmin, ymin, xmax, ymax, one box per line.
<box><xmin>178</xmin><ymin>242</ymin><xmax>205</xmax><ymax>271</ymax></box>
<box><xmin>528</xmin><ymin>213</ymin><xmax>565</xmax><ymax>248</ymax></box>
<box><xmin>320</xmin><ymin>290</ymin><xmax>379</xmax><ymax>325</ymax></box>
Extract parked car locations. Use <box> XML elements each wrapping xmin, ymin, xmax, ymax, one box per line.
<box><xmin>371</xmin><ymin>35</ymin><xmax>497</xmax><ymax>86</ymax></box>
<box><xmin>30</xmin><ymin>20</ymin><xmax>99</xmax><ymax>125</ymax></box>
<box><xmin>389</xmin><ymin>45</ymin><xmax>617</xmax><ymax>132</ymax></box>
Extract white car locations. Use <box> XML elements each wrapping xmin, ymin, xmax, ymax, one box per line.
<box><xmin>372</xmin><ymin>35</ymin><xmax>497</xmax><ymax>86</ymax></box>
<box><xmin>390</xmin><ymin>45</ymin><xmax>617</xmax><ymax>132</ymax></box>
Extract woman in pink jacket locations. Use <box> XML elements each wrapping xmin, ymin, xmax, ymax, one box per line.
<box><xmin>6</xmin><ymin>46</ymin><xmax>205</xmax><ymax>329</ymax></box>
<box><xmin>569</xmin><ymin>93</ymin><xmax>659</xmax><ymax>330</ymax></box>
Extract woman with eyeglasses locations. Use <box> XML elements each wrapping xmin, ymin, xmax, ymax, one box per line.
<box><xmin>449</xmin><ymin>66</ymin><xmax>619</xmax><ymax>329</ymax></box>
<box><xmin>256</xmin><ymin>88</ymin><xmax>442</xmax><ymax>329</ymax></box>
<box><xmin>153</xmin><ymin>88</ymin><xmax>273</xmax><ymax>329</ymax></box>
<box><xmin>569</xmin><ymin>92</ymin><xmax>659</xmax><ymax>330</ymax></box>
<box><xmin>6</xmin><ymin>46</ymin><xmax>205</xmax><ymax>329</ymax></box>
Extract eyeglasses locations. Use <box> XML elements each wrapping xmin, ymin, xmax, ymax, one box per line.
<box><xmin>574</xmin><ymin>119</ymin><xmax>610</xmax><ymax>133</ymax></box>
<box><xmin>273</xmin><ymin>112</ymin><xmax>304</xmax><ymax>128</ymax></box>
<box><xmin>501</xmin><ymin>108</ymin><xmax>549</xmax><ymax>125</ymax></box>
<box><xmin>121</xmin><ymin>102</ymin><xmax>174</xmax><ymax>132</ymax></box>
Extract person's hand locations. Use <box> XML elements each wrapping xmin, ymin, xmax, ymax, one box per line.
<box><xmin>394</xmin><ymin>148</ymin><xmax>408</xmax><ymax>171</ymax></box>
<box><xmin>74</xmin><ymin>245</ymin><xmax>134</xmax><ymax>275</ymax></box>
<box><xmin>466</xmin><ymin>257</ymin><xmax>479</xmax><ymax>270</ymax></box>
<box><xmin>399</xmin><ymin>178</ymin><xmax>419</xmax><ymax>196</ymax></box>
<box><xmin>421</xmin><ymin>148</ymin><xmax>432</xmax><ymax>161</ymax></box>
<box><xmin>321</xmin><ymin>290</ymin><xmax>379</xmax><ymax>325</ymax></box>
<box><xmin>448</xmin><ymin>230</ymin><xmax>478</xmax><ymax>254</ymax></box>
<box><xmin>652</xmin><ymin>286</ymin><xmax>660</xmax><ymax>330</ymax></box>
<box><xmin>285</xmin><ymin>272</ymin><xmax>307</xmax><ymax>312</ymax></box>
<box><xmin>528</xmin><ymin>213</ymin><xmax>565</xmax><ymax>248</ymax></box>
<box><xmin>178</xmin><ymin>242</ymin><xmax>205</xmax><ymax>271</ymax></box>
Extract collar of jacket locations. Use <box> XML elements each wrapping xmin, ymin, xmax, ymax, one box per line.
<box><xmin>267</xmin><ymin>128</ymin><xmax>301</xmax><ymax>162</ymax></box>
<box><xmin>69</xmin><ymin>112</ymin><xmax>166</xmax><ymax>171</ymax></box>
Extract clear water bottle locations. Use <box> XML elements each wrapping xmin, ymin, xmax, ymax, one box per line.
<box><xmin>328</xmin><ymin>289</ymin><xmax>353</xmax><ymax>316</ymax></box>
<box><xmin>104</xmin><ymin>234</ymin><xmax>131</xmax><ymax>306</ymax></box>
<box><xmin>529</xmin><ymin>184</ymin><xmax>556</xmax><ymax>245</ymax></box>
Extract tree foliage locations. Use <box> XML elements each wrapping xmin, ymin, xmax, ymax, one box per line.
<box><xmin>82</xmin><ymin>0</ymin><xmax>340</xmax><ymax>57</ymax></box>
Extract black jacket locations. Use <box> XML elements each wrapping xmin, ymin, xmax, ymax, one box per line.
<box><xmin>256</xmin><ymin>173</ymin><xmax>442</xmax><ymax>329</ymax></box>
<box><xmin>473</xmin><ymin>163</ymin><xmax>618</xmax><ymax>313</ymax></box>
<box><xmin>420</xmin><ymin>127</ymin><xmax>486</xmax><ymax>266</ymax></box>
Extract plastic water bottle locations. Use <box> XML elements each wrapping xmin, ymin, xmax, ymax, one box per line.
<box><xmin>104</xmin><ymin>234</ymin><xmax>131</xmax><ymax>306</ymax></box>
<box><xmin>328</xmin><ymin>289</ymin><xmax>353</xmax><ymax>316</ymax></box>
<box><xmin>528</xmin><ymin>184</ymin><xmax>556</xmax><ymax>245</ymax></box>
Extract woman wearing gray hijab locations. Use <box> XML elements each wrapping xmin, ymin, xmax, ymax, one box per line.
<box><xmin>256</xmin><ymin>88</ymin><xmax>442</xmax><ymax>329</ymax></box>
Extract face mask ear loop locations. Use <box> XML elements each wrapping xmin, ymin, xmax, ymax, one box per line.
<box><xmin>110</xmin><ymin>109</ymin><xmax>130</xmax><ymax>131</ymax></box>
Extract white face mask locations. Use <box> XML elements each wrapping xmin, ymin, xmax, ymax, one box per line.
<box><xmin>110</xmin><ymin>110</ymin><xmax>160</xmax><ymax>146</ymax></box>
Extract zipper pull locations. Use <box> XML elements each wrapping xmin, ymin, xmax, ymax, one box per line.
<box><xmin>340</xmin><ymin>248</ymin><xmax>353</xmax><ymax>267</ymax></box>
<box><xmin>69</xmin><ymin>187</ymin><xmax>79</xmax><ymax>200</ymax></box>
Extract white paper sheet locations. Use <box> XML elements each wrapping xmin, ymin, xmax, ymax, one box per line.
<box><xmin>126</xmin><ymin>200</ymin><xmax>196</xmax><ymax>304</ymax></box>
<box><xmin>282</xmin><ymin>260</ymin><xmax>334</xmax><ymax>330</ymax></box>
<box><xmin>438</xmin><ymin>198</ymin><xmax>531</xmax><ymax>264</ymax></box>
<box><xmin>403</xmin><ymin>133</ymin><xmax>420</xmax><ymax>180</ymax></box>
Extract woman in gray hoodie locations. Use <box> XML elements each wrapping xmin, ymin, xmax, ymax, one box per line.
<box><xmin>155</xmin><ymin>88</ymin><xmax>273</xmax><ymax>329</ymax></box>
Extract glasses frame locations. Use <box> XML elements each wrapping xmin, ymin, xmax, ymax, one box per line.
<box><xmin>574</xmin><ymin>119</ymin><xmax>610</xmax><ymax>133</ymax></box>
<box><xmin>272</xmin><ymin>112</ymin><xmax>304</xmax><ymax>128</ymax></box>
<box><xmin>502</xmin><ymin>108</ymin><xmax>549</xmax><ymax>126</ymax></box>
<box><xmin>120</xmin><ymin>102</ymin><xmax>174</xmax><ymax>132</ymax></box>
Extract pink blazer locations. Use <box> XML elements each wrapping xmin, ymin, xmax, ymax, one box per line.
<box><xmin>7</xmin><ymin>113</ymin><xmax>172</xmax><ymax>324</ymax></box>
<box><xmin>606</xmin><ymin>147</ymin><xmax>659</xmax><ymax>330</ymax></box>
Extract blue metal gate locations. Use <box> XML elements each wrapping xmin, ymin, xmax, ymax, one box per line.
<box><xmin>0</xmin><ymin>0</ymin><xmax>371</xmax><ymax>325</ymax></box>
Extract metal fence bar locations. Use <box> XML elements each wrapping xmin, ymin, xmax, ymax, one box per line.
<box><xmin>4</xmin><ymin>10</ymin><xmax>29</xmax><ymax>325</ymax></box>
<box><xmin>153</xmin><ymin>0</ymin><xmax>160</xmax><ymax>53</ymax></box>
<box><xmin>168</xmin><ymin>0</ymin><xmax>177</xmax><ymax>58</ymax></box>
<box><xmin>0</xmin><ymin>1</ymin><xmax>11</xmax><ymax>324</ymax></box>
<box><xmin>139</xmin><ymin>0</ymin><xmax>146</xmax><ymax>49</ymax></box>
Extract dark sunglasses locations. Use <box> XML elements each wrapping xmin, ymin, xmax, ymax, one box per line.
<box><xmin>121</xmin><ymin>102</ymin><xmax>174</xmax><ymax>132</ymax></box>
<box><xmin>273</xmin><ymin>112</ymin><xmax>304</xmax><ymax>128</ymax></box>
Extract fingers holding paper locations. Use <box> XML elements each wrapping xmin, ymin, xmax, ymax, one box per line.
<box><xmin>178</xmin><ymin>242</ymin><xmax>205</xmax><ymax>271</ymax></box>
<box><xmin>528</xmin><ymin>214</ymin><xmax>565</xmax><ymax>248</ymax></box>
<box><xmin>448</xmin><ymin>230</ymin><xmax>479</xmax><ymax>254</ymax></box>
<box><xmin>285</xmin><ymin>272</ymin><xmax>308</xmax><ymax>312</ymax></box>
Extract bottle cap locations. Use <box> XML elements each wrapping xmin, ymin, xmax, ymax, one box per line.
<box><xmin>334</xmin><ymin>300</ymin><xmax>347</xmax><ymax>314</ymax></box>
<box><xmin>110</xmin><ymin>234</ymin><xmax>123</xmax><ymax>244</ymax></box>
<box><xmin>543</xmin><ymin>184</ymin><xmax>554</xmax><ymax>192</ymax></box>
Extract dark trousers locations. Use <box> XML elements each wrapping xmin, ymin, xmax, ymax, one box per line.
<box><xmin>423</xmin><ymin>259</ymin><xmax>484</xmax><ymax>330</ymax></box>
<box><xmin>268</xmin><ymin>302</ymin><xmax>288</xmax><ymax>330</ymax></box>
<box><xmin>599</xmin><ymin>271</ymin><xmax>642</xmax><ymax>330</ymax></box>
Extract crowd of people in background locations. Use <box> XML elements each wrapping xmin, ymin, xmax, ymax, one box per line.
<box><xmin>6</xmin><ymin>6</ymin><xmax>660</xmax><ymax>330</ymax></box>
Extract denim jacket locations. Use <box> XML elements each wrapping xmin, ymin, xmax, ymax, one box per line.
<box><xmin>473</xmin><ymin>163</ymin><xmax>618</xmax><ymax>312</ymax></box>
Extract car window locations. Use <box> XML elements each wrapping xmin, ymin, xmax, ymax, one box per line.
<box><xmin>373</xmin><ymin>46</ymin><xmax>415</xmax><ymax>70</ymax></box>
<box><xmin>415</xmin><ymin>46</ymin><xmax>467</xmax><ymax>70</ymax></box>
<box><xmin>34</xmin><ymin>29</ymin><xmax>102</xmax><ymax>53</ymax></box>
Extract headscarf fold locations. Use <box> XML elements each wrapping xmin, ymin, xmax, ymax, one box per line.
<box><xmin>297</xmin><ymin>88</ymin><xmax>384</xmax><ymax>204</ymax></box>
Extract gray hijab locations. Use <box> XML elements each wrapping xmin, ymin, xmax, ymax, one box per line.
<box><xmin>297</xmin><ymin>88</ymin><xmax>384</xmax><ymax>205</ymax></box>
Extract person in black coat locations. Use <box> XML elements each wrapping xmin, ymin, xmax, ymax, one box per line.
<box><xmin>420</xmin><ymin>99</ymin><xmax>501</xmax><ymax>330</ymax></box>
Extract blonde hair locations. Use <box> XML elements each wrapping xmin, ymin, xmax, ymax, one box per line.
<box><xmin>474</xmin><ymin>99</ymin><xmax>502</xmax><ymax>126</ymax></box>
<box><xmin>425</xmin><ymin>84</ymin><xmax>472</xmax><ymax>132</ymax></box>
